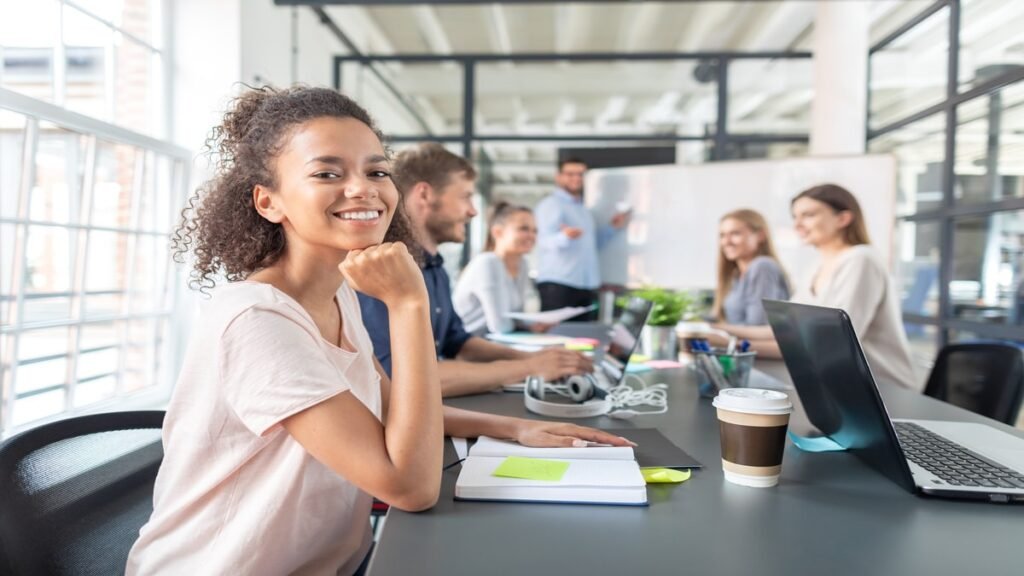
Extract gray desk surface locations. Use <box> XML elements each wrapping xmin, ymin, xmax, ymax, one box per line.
<box><xmin>367</xmin><ymin>354</ymin><xmax>1023</xmax><ymax>576</ymax></box>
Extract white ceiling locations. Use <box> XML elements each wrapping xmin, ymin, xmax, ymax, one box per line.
<box><xmin>319</xmin><ymin>0</ymin><xmax>1023</xmax><ymax>197</ymax></box>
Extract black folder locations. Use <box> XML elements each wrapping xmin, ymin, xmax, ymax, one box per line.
<box><xmin>608</xmin><ymin>428</ymin><xmax>702</xmax><ymax>469</ymax></box>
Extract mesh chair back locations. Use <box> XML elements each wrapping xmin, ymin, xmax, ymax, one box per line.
<box><xmin>0</xmin><ymin>411</ymin><xmax>164</xmax><ymax>576</ymax></box>
<box><xmin>924</xmin><ymin>344</ymin><xmax>1024</xmax><ymax>426</ymax></box>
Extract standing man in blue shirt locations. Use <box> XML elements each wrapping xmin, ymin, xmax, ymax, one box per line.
<box><xmin>535</xmin><ymin>157</ymin><xmax>628</xmax><ymax>319</ymax></box>
<box><xmin>358</xmin><ymin>143</ymin><xmax>593</xmax><ymax>397</ymax></box>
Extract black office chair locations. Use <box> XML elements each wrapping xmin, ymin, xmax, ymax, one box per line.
<box><xmin>0</xmin><ymin>410</ymin><xmax>165</xmax><ymax>576</ymax></box>
<box><xmin>924</xmin><ymin>343</ymin><xmax>1024</xmax><ymax>426</ymax></box>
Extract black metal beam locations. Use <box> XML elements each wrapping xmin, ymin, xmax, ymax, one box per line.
<box><xmin>868</xmin><ymin>65</ymin><xmax>1024</xmax><ymax>139</ymax></box>
<box><xmin>869</xmin><ymin>0</ymin><xmax>949</xmax><ymax>54</ymax></box>
<box><xmin>279</xmin><ymin>0</ymin><xmax>808</xmax><ymax>5</ymax></box>
<box><xmin>335</xmin><ymin>51</ymin><xmax>811</xmax><ymax>64</ymax></box>
<box><xmin>943</xmin><ymin>319</ymin><xmax>1024</xmax><ymax>342</ymax></box>
<box><xmin>901</xmin><ymin>314</ymin><xmax>941</xmax><ymax>327</ymax></box>
<box><xmin>383</xmin><ymin>134</ymin><xmax>711</xmax><ymax>143</ymax></box>
<box><xmin>722</xmin><ymin>134</ymin><xmax>809</xmax><ymax>143</ymax></box>
<box><xmin>937</xmin><ymin>0</ymin><xmax>960</xmax><ymax>349</ymax></box>
<box><xmin>381</xmin><ymin>133</ymin><xmax>808</xmax><ymax>145</ymax></box>
<box><xmin>868</xmin><ymin>101</ymin><xmax>946</xmax><ymax>140</ymax></box>
<box><xmin>319</xmin><ymin>10</ymin><xmax>434</xmax><ymax>135</ymax></box>
<box><xmin>900</xmin><ymin>197</ymin><xmax>1024</xmax><ymax>222</ymax></box>
<box><xmin>462</xmin><ymin>61</ymin><xmax>474</xmax><ymax>158</ymax></box>
<box><xmin>713</xmin><ymin>57</ymin><xmax>728</xmax><ymax>160</ymax></box>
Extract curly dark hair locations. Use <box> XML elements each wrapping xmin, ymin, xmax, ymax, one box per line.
<box><xmin>172</xmin><ymin>85</ymin><xmax>419</xmax><ymax>292</ymax></box>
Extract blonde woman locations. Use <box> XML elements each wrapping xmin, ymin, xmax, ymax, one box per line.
<box><xmin>712</xmin><ymin>209</ymin><xmax>790</xmax><ymax>326</ymax></box>
<box><xmin>454</xmin><ymin>201</ymin><xmax>545</xmax><ymax>335</ymax></box>
<box><xmin>717</xmin><ymin>184</ymin><xmax>917</xmax><ymax>391</ymax></box>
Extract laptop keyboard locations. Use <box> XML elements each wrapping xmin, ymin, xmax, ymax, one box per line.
<box><xmin>893</xmin><ymin>421</ymin><xmax>1024</xmax><ymax>489</ymax></box>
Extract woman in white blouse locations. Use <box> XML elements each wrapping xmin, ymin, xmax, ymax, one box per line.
<box><xmin>454</xmin><ymin>201</ymin><xmax>545</xmax><ymax>335</ymax></box>
<box><xmin>717</xmin><ymin>184</ymin><xmax>918</xmax><ymax>390</ymax></box>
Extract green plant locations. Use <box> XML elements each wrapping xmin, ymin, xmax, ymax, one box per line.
<box><xmin>619</xmin><ymin>286</ymin><xmax>696</xmax><ymax>327</ymax></box>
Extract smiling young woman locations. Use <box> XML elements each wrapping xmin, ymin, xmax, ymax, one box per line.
<box><xmin>453</xmin><ymin>201</ymin><xmax>543</xmax><ymax>335</ymax></box>
<box><xmin>126</xmin><ymin>86</ymin><xmax>632</xmax><ymax>576</ymax></box>
<box><xmin>711</xmin><ymin>208</ymin><xmax>790</xmax><ymax>326</ymax></box>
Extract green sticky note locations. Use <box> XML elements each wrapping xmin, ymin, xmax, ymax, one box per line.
<box><xmin>641</xmin><ymin>467</ymin><xmax>692</xmax><ymax>484</ymax></box>
<box><xmin>492</xmin><ymin>456</ymin><xmax>570</xmax><ymax>482</ymax></box>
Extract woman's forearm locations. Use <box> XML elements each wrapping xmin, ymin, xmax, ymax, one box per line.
<box><xmin>385</xmin><ymin>300</ymin><xmax>445</xmax><ymax>478</ymax></box>
<box><xmin>442</xmin><ymin>406</ymin><xmax>523</xmax><ymax>440</ymax></box>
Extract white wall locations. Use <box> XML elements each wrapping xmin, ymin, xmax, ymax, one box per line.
<box><xmin>588</xmin><ymin>155</ymin><xmax>898</xmax><ymax>291</ymax></box>
<box><xmin>239</xmin><ymin>1</ymin><xmax>344</xmax><ymax>89</ymax></box>
<box><xmin>173</xmin><ymin>0</ymin><xmax>242</xmax><ymax>153</ymax></box>
<box><xmin>239</xmin><ymin>0</ymin><xmax>293</xmax><ymax>87</ymax></box>
<box><xmin>174</xmin><ymin>0</ymin><xmax>344</xmax><ymax>153</ymax></box>
<box><xmin>174</xmin><ymin>2</ymin><xmax>424</xmax><ymax>151</ymax></box>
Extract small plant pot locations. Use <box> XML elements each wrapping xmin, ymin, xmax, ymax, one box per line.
<box><xmin>641</xmin><ymin>325</ymin><xmax>678</xmax><ymax>360</ymax></box>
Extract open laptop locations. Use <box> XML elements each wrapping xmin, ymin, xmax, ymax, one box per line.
<box><xmin>763</xmin><ymin>299</ymin><xmax>1024</xmax><ymax>503</ymax></box>
<box><xmin>503</xmin><ymin>296</ymin><xmax>653</xmax><ymax>392</ymax></box>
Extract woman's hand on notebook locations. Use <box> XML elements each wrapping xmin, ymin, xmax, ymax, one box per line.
<box><xmin>512</xmin><ymin>421</ymin><xmax>637</xmax><ymax>448</ymax></box>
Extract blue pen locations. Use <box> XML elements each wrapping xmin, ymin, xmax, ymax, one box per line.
<box><xmin>740</xmin><ymin>340</ymin><xmax>751</xmax><ymax>353</ymax></box>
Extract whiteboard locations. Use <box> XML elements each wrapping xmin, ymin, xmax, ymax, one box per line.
<box><xmin>586</xmin><ymin>154</ymin><xmax>897</xmax><ymax>291</ymax></box>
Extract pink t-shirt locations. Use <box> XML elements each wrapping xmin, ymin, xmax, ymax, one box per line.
<box><xmin>126</xmin><ymin>281</ymin><xmax>381</xmax><ymax>575</ymax></box>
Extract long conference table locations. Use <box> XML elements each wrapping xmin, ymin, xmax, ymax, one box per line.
<box><xmin>366</xmin><ymin>349</ymin><xmax>1023</xmax><ymax>575</ymax></box>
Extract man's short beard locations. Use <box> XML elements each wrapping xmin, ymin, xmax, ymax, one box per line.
<box><xmin>562</xmin><ymin>183</ymin><xmax>584</xmax><ymax>197</ymax></box>
<box><xmin>425</xmin><ymin>207</ymin><xmax>463</xmax><ymax>245</ymax></box>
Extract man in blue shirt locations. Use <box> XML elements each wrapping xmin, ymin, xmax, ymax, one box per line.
<box><xmin>534</xmin><ymin>158</ymin><xmax>628</xmax><ymax>319</ymax></box>
<box><xmin>358</xmin><ymin>144</ymin><xmax>592</xmax><ymax>397</ymax></box>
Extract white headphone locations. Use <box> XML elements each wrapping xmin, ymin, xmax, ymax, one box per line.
<box><xmin>524</xmin><ymin>374</ymin><xmax>668</xmax><ymax>420</ymax></box>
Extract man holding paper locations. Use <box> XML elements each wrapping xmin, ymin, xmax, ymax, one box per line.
<box><xmin>534</xmin><ymin>157</ymin><xmax>629</xmax><ymax>320</ymax></box>
<box><xmin>358</xmin><ymin>144</ymin><xmax>593</xmax><ymax>397</ymax></box>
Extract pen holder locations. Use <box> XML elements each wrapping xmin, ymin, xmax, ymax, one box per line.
<box><xmin>693</xmin><ymin>349</ymin><xmax>757</xmax><ymax>398</ymax></box>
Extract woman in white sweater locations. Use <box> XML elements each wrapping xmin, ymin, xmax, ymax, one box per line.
<box><xmin>717</xmin><ymin>184</ymin><xmax>918</xmax><ymax>391</ymax></box>
<box><xmin>454</xmin><ymin>201</ymin><xmax>544</xmax><ymax>335</ymax></box>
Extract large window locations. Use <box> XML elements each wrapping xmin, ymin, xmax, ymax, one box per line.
<box><xmin>1</xmin><ymin>0</ymin><xmax>167</xmax><ymax>138</ymax></box>
<box><xmin>0</xmin><ymin>0</ymin><xmax>184</xmax><ymax>435</ymax></box>
<box><xmin>868</xmin><ymin>0</ymin><xmax>1024</xmax><ymax>358</ymax></box>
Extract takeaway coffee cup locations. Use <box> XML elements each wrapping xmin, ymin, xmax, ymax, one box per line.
<box><xmin>712</xmin><ymin>388</ymin><xmax>793</xmax><ymax>488</ymax></box>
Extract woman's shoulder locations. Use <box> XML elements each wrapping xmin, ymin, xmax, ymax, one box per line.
<box><xmin>211</xmin><ymin>282</ymin><xmax>318</xmax><ymax>338</ymax></box>
<box><xmin>210</xmin><ymin>282</ymin><xmax>291</xmax><ymax>313</ymax></box>
<box><xmin>462</xmin><ymin>252</ymin><xmax>503</xmax><ymax>275</ymax></box>
<box><xmin>747</xmin><ymin>256</ymin><xmax>784</xmax><ymax>275</ymax></box>
<box><xmin>472</xmin><ymin>251</ymin><xmax>502</xmax><ymax>264</ymax></box>
<box><xmin>840</xmin><ymin>245</ymin><xmax>886</xmax><ymax>272</ymax></box>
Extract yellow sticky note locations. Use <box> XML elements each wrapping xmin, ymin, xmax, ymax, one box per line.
<box><xmin>641</xmin><ymin>467</ymin><xmax>692</xmax><ymax>484</ymax></box>
<box><xmin>630</xmin><ymin>353</ymin><xmax>650</xmax><ymax>363</ymax></box>
<box><xmin>492</xmin><ymin>456</ymin><xmax>570</xmax><ymax>482</ymax></box>
<box><xmin>566</xmin><ymin>342</ymin><xmax>595</xmax><ymax>351</ymax></box>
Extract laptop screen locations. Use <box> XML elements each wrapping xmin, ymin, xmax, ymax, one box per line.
<box><xmin>600</xmin><ymin>296</ymin><xmax>653</xmax><ymax>384</ymax></box>
<box><xmin>762</xmin><ymin>299</ymin><xmax>916</xmax><ymax>493</ymax></box>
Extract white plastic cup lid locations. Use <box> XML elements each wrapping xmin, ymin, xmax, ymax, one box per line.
<box><xmin>712</xmin><ymin>388</ymin><xmax>792</xmax><ymax>415</ymax></box>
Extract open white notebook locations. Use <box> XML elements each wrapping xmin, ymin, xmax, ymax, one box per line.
<box><xmin>454</xmin><ymin>437</ymin><xmax>648</xmax><ymax>506</ymax></box>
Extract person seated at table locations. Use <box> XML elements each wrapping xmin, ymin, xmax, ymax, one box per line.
<box><xmin>454</xmin><ymin>201</ymin><xmax>550</xmax><ymax>336</ymax></box>
<box><xmin>711</xmin><ymin>208</ymin><xmax>790</xmax><ymax>326</ymax></box>
<box><xmin>358</xmin><ymin>143</ymin><xmax>592</xmax><ymax>398</ymax></box>
<box><xmin>125</xmin><ymin>86</ymin><xmax>633</xmax><ymax>576</ymax></box>
<box><xmin>715</xmin><ymin>184</ymin><xmax>918</xmax><ymax>391</ymax></box>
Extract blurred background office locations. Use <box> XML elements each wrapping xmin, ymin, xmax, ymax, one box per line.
<box><xmin>1</xmin><ymin>0</ymin><xmax>1023</xmax><ymax>436</ymax></box>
